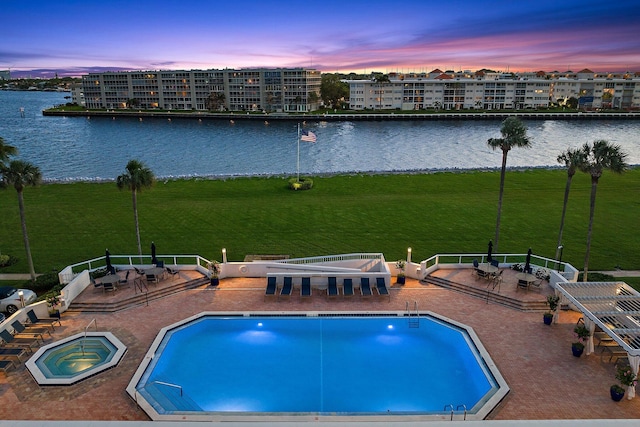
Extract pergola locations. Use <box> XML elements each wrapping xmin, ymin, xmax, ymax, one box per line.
<box><xmin>555</xmin><ymin>281</ymin><xmax>640</xmax><ymax>398</ymax></box>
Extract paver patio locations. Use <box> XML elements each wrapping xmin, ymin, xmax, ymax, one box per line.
<box><xmin>0</xmin><ymin>269</ymin><xmax>638</xmax><ymax>421</ymax></box>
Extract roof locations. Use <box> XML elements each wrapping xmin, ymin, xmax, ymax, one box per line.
<box><xmin>555</xmin><ymin>281</ymin><xmax>640</xmax><ymax>356</ymax></box>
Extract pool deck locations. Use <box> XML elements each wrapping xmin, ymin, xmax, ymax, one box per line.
<box><xmin>1</xmin><ymin>268</ymin><xmax>639</xmax><ymax>421</ymax></box>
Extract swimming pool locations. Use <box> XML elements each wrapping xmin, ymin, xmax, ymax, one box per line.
<box><xmin>128</xmin><ymin>312</ymin><xmax>508</xmax><ymax>421</ymax></box>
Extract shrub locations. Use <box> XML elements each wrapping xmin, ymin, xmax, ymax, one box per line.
<box><xmin>0</xmin><ymin>254</ymin><xmax>18</xmax><ymax>268</ymax></box>
<box><xmin>288</xmin><ymin>177</ymin><xmax>313</xmax><ymax>190</ymax></box>
<box><xmin>26</xmin><ymin>271</ymin><xmax>61</xmax><ymax>295</ymax></box>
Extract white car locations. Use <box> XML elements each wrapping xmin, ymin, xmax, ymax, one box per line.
<box><xmin>0</xmin><ymin>287</ymin><xmax>37</xmax><ymax>314</ymax></box>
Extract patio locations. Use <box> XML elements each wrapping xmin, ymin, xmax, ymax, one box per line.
<box><xmin>0</xmin><ymin>269</ymin><xmax>639</xmax><ymax>422</ymax></box>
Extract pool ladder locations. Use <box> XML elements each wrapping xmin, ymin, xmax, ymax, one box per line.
<box><xmin>405</xmin><ymin>301</ymin><xmax>419</xmax><ymax>328</ymax></box>
<box><xmin>443</xmin><ymin>403</ymin><xmax>467</xmax><ymax>421</ymax></box>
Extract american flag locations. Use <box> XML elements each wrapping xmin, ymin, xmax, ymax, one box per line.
<box><xmin>300</xmin><ymin>129</ymin><xmax>317</xmax><ymax>143</ymax></box>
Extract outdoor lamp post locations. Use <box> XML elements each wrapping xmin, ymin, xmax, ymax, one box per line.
<box><xmin>407</xmin><ymin>247</ymin><xmax>412</xmax><ymax>263</ymax></box>
<box><xmin>557</xmin><ymin>245</ymin><xmax>564</xmax><ymax>271</ymax></box>
<box><xmin>222</xmin><ymin>248</ymin><xmax>227</xmax><ymax>264</ymax></box>
<box><xmin>18</xmin><ymin>290</ymin><xmax>25</xmax><ymax>308</ymax></box>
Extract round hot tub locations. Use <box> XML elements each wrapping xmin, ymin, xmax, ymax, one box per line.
<box><xmin>26</xmin><ymin>332</ymin><xmax>126</xmax><ymax>385</ymax></box>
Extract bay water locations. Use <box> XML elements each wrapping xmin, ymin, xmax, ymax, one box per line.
<box><xmin>2</xmin><ymin>90</ymin><xmax>639</xmax><ymax>181</ymax></box>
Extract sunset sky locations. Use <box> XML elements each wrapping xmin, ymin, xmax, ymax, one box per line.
<box><xmin>2</xmin><ymin>0</ymin><xmax>639</xmax><ymax>77</ymax></box>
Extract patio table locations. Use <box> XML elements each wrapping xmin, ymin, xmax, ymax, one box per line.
<box><xmin>516</xmin><ymin>272</ymin><xmax>537</xmax><ymax>289</ymax></box>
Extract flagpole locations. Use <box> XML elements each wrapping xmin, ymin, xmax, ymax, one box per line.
<box><xmin>296</xmin><ymin>122</ymin><xmax>300</xmax><ymax>182</ymax></box>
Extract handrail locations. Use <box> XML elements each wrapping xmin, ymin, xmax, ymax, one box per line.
<box><xmin>456</xmin><ymin>404</ymin><xmax>467</xmax><ymax>420</ymax></box>
<box><xmin>81</xmin><ymin>318</ymin><xmax>97</xmax><ymax>355</ymax></box>
<box><xmin>152</xmin><ymin>380</ymin><xmax>183</xmax><ymax>396</ymax></box>
<box><xmin>443</xmin><ymin>404</ymin><xmax>454</xmax><ymax>420</ymax></box>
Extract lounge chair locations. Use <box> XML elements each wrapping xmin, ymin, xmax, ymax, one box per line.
<box><xmin>343</xmin><ymin>278</ymin><xmax>354</xmax><ymax>297</ymax></box>
<box><xmin>26</xmin><ymin>309</ymin><xmax>62</xmax><ymax>330</ymax></box>
<box><xmin>0</xmin><ymin>346</ymin><xmax>28</xmax><ymax>362</ymax></box>
<box><xmin>0</xmin><ymin>330</ymin><xmax>40</xmax><ymax>352</ymax></box>
<box><xmin>11</xmin><ymin>320</ymin><xmax>50</xmax><ymax>341</ymax></box>
<box><xmin>360</xmin><ymin>278</ymin><xmax>372</xmax><ymax>297</ymax></box>
<box><xmin>301</xmin><ymin>277</ymin><xmax>311</xmax><ymax>298</ymax></box>
<box><xmin>279</xmin><ymin>277</ymin><xmax>293</xmax><ymax>299</ymax></box>
<box><xmin>327</xmin><ymin>277</ymin><xmax>338</xmax><ymax>298</ymax></box>
<box><xmin>265</xmin><ymin>276</ymin><xmax>277</xmax><ymax>300</ymax></box>
<box><xmin>0</xmin><ymin>359</ymin><xmax>16</xmax><ymax>374</ymax></box>
<box><xmin>375</xmin><ymin>277</ymin><xmax>390</xmax><ymax>300</ymax></box>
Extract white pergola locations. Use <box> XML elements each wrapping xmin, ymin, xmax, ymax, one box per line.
<box><xmin>555</xmin><ymin>281</ymin><xmax>640</xmax><ymax>398</ymax></box>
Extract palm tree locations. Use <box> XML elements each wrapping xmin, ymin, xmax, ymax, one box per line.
<box><xmin>116</xmin><ymin>160</ymin><xmax>155</xmax><ymax>257</ymax></box>
<box><xmin>487</xmin><ymin>116</ymin><xmax>532</xmax><ymax>251</ymax></box>
<box><xmin>578</xmin><ymin>140</ymin><xmax>627</xmax><ymax>281</ymax></box>
<box><xmin>0</xmin><ymin>136</ymin><xmax>18</xmax><ymax>169</ymax></box>
<box><xmin>555</xmin><ymin>147</ymin><xmax>587</xmax><ymax>260</ymax></box>
<box><xmin>373</xmin><ymin>74</ymin><xmax>390</xmax><ymax>110</ymax></box>
<box><xmin>1</xmin><ymin>160</ymin><xmax>42</xmax><ymax>282</ymax></box>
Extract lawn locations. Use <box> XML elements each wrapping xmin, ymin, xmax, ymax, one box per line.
<box><xmin>0</xmin><ymin>168</ymin><xmax>638</xmax><ymax>276</ymax></box>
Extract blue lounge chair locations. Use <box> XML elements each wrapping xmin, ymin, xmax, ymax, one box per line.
<box><xmin>0</xmin><ymin>346</ymin><xmax>28</xmax><ymax>362</ymax></box>
<box><xmin>26</xmin><ymin>309</ymin><xmax>61</xmax><ymax>330</ymax></box>
<box><xmin>343</xmin><ymin>278</ymin><xmax>354</xmax><ymax>296</ymax></box>
<box><xmin>0</xmin><ymin>359</ymin><xmax>16</xmax><ymax>374</ymax></box>
<box><xmin>301</xmin><ymin>277</ymin><xmax>311</xmax><ymax>298</ymax></box>
<box><xmin>0</xmin><ymin>330</ymin><xmax>39</xmax><ymax>352</ymax></box>
<box><xmin>280</xmin><ymin>277</ymin><xmax>293</xmax><ymax>299</ymax></box>
<box><xmin>11</xmin><ymin>320</ymin><xmax>50</xmax><ymax>341</ymax></box>
<box><xmin>360</xmin><ymin>277</ymin><xmax>372</xmax><ymax>297</ymax></box>
<box><xmin>375</xmin><ymin>277</ymin><xmax>390</xmax><ymax>300</ymax></box>
<box><xmin>265</xmin><ymin>276</ymin><xmax>277</xmax><ymax>300</ymax></box>
<box><xmin>327</xmin><ymin>277</ymin><xmax>338</xmax><ymax>298</ymax></box>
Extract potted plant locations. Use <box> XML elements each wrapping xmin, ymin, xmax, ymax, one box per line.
<box><xmin>46</xmin><ymin>293</ymin><xmax>61</xmax><ymax>318</ymax></box>
<box><xmin>610</xmin><ymin>384</ymin><xmax>625</xmax><ymax>402</ymax></box>
<box><xmin>544</xmin><ymin>295</ymin><xmax>560</xmax><ymax>325</ymax></box>
<box><xmin>208</xmin><ymin>260</ymin><xmax>220</xmax><ymax>287</ymax></box>
<box><xmin>395</xmin><ymin>260</ymin><xmax>406</xmax><ymax>285</ymax></box>
<box><xmin>614</xmin><ymin>365</ymin><xmax>638</xmax><ymax>400</ymax></box>
<box><xmin>572</xmin><ymin>323</ymin><xmax>590</xmax><ymax>357</ymax></box>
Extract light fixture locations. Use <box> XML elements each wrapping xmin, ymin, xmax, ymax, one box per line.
<box><xmin>407</xmin><ymin>247</ymin><xmax>412</xmax><ymax>263</ymax></box>
<box><xmin>222</xmin><ymin>248</ymin><xmax>227</xmax><ymax>263</ymax></box>
<box><xmin>18</xmin><ymin>290</ymin><xmax>25</xmax><ymax>308</ymax></box>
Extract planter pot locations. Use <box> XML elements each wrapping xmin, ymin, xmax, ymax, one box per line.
<box><xmin>543</xmin><ymin>314</ymin><xmax>553</xmax><ymax>325</ymax></box>
<box><xmin>210</xmin><ymin>278</ymin><xmax>219</xmax><ymax>287</ymax></box>
<box><xmin>48</xmin><ymin>309</ymin><xmax>60</xmax><ymax>319</ymax></box>
<box><xmin>571</xmin><ymin>343</ymin><xmax>584</xmax><ymax>357</ymax></box>
<box><xmin>397</xmin><ymin>276</ymin><xmax>405</xmax><ymax>285</ymax></box>
<box><xmin>610</xmin><ymin>386</ymin><xmax>625</xmax><ymax>401</ymax></box>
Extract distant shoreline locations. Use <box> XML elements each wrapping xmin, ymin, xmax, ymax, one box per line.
<box><xmin>43</xmin><ymin>109</ymin><xmax>640</xmax><ymax>122</ymax></box>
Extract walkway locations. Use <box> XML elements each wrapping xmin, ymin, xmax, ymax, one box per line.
<box><xmin>0</xmin><ymin>272</ymin><xmax>639</xmax><ymax>421</ymax></box>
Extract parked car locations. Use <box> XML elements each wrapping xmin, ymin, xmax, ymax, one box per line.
<box><xmin>0</xmin><ymin>286</ymin><xmax>37</xmax><ymax>314</ymax></box>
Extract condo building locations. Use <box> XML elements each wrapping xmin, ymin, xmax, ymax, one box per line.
<box><xmin>82</xmin><ymin>68</ymin><xmax>321</xmax><ymax>112</ymax></box>
<box><xmin>346</xmin><ymin>69</ymin><xmax>640</xmax><ymax>111</ymax></box>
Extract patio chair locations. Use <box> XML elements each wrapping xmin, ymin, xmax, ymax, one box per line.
<box><xmin>301</xmin><ymin>277</ymin><xmax>311</xmax><ymax>298</ymax></box>
<box><xmin>134</xmin><ymin>267</ymin><xmax>145</xmax><ymax>276</ymax></box>
<box><xmin>26</xmin><ymin>309</ymin><xmax>62</xmax><ymax>330</ymax></box>
<box><xmin>166</xmin><ymin>266</ymin><xmax>180</xmax><ymax>278</ymax></box>
<box><xmin>155</xmin><ymin>260</ymin><xmax>164</xmax><ymax>268</ymax></box>
<box><xmin>11</xmin><ymin>320</ymin><xmax>50</xmax><ymax>341</ymax></box>
<box><xmin>360</xmin><ymin>278</ymin><xmax>372</xmax><ymax>297</ymax></box>
<box><xmin>265</xmin><ymin>276</ymin><xmax>277</xmax><ymax>300</ymax></box>
<box><xmin>491</xmin><ymin>259</ymin><xmax>499</xmax><ymax>268</ymax></box>
<box><xmin>118</xmin><ymin>270</ymin><xmax>131</xmax><ymax>287</ymax></box>
<box><xmin>92</xmin><ymin>277</ymin><xmax>102</xmax><ymax>292</ymax></box>
<box><xmin>375</xmin><ymin>277</ymin><xmax>390</xmax><ymax>300</ymax></box>
<box><xmin>343</xmin><ymin>278</ymin><xmax>354</xmax><ymax>297</ymax></box>
<box><xmin>0</xmin><ymin>330</ymin><xmax>39</xmax><ymax>352</ymax></box>
<box><xmin>327</xmin><ymin>277</ymin><xmax>338</xmax><ymax>298</ymax></box>
<box><xmin>279</xmin><ymin>277</ymin><xmax>293</xmax><ymax>299</ymax></box>
<box><xmin>145</xmin><ymin>273</ymin><xmax>159</xmax><ymax>284</ymax></box>
<box><xmin>102</xmin><ymin>281</ymin><xmax>116</xmax><ymax>293</ymax></box>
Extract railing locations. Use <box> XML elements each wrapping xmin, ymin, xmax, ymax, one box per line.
<box><xmin>152</xmin><ymin>380</ymin><xmax>183</xmax><ymax>396</ymax></box>
<box><xmin>82</xmin><ymin>318</ymin><xmax>97</xmax><ymax>355</ymax></box>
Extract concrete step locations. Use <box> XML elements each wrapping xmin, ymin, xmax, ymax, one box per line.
<box><xmin>422</xmin><ymin>275</ymin><xmax>548</xmax><ymax>312</ymax></box>
<box><xmin>67</xmin><ymin>277</ymin><xmax>209</xmax><ymax>313</ymax></box>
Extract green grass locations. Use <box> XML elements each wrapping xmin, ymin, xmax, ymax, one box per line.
<box><xmin>0</xmin><ymin>168</ymin><xmax>639</xmax><ymax>276</ymax></box>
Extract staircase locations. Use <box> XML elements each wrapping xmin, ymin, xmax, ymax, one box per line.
<box><xmin>421</xmin><ymin>275</ymin><xmax>548</xmax><ymax>312</ymax></box>
<box><xmin>67</xmin><ymin>277</ymin><xmax>210</xmax><ymax>313</ymax></box>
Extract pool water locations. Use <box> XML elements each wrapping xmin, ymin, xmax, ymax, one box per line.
<box><xmin>26</xmin><ymin>332</ymin><xmax>127</xmax><ymax>385</ymax></box>
<box><xmin>133</xmin><ymin>314</ymin><xmax>505</xmax><ymax>417</ymax></box>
